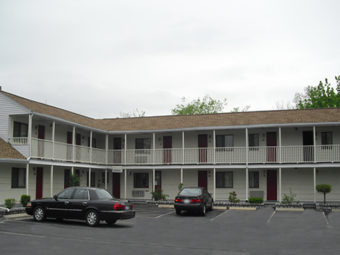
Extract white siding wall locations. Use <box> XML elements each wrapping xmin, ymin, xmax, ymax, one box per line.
<box><xmin>316</xmin><ymin>168</ymin><xmax>340</xmax><ymax>201</ymax></box>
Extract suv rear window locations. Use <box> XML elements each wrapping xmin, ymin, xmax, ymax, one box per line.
<box><xmin>179</xmin><ymin>188</ymin><xmax>202</xmax><ymax>196</ymax></box>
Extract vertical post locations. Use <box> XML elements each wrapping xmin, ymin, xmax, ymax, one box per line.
<box><xmin>50</xmin><ymin>165</ymin><xmax>54</xmax><ymax>196</ymax></box>
<box><xmin>89</xmin><ymin>131</ymin><xmax>93</xmax><ymax>163</ymax></box>
<box><xmin>88</xmin><ymin>168</ymin><xmax>91</xmax><ymax>187</ymax></box>
<box><xmin>313</xmin><ymin>167</ymin><xmax>316</xmax><ymax>203</ymax></box>
<box><xmin>124</xmin><ymin>169</ymin><xmax>127</xmax><ymax>199</ymax></box>
<box><xmin>278</xmin><ymin>127</ymin><xmax>282</xmax><ymax>163</ymax></box>
<box><xmin>245</xmin><ymin>128</ymin><xmax>249</xmax><ymax>201</ymax></box>
<box><xmin>105</xmin><ymin>169</ymin><xmax>108</xmax><ymax>190</ymax></box>
<box><xmin>52</xmin><ymin>121</ymin><xmax>55</xmax><ymax>160</ymax></box>
<box><xmin>180</xmin><ymin>168</ymin><xmax>183</xmax><ymax>184</ymax></box>
<box><xmin>152</xmin><ymin>133</ymin><xmax>156</xmax><ymax>165</ymax></box>
<box><xmin>152</xmin><ymin>169</ymin><xmax>155</xmax><ymax>193</ymax></box>
<box><xmin>213</xmin><ymin>168</ymin><xmax>216</xmax><ymax>200</ymax></box>
<box><xmin>213</xmin><ymin>130</ymin><xmax>216</xmax><ymax>164</ymax></box>
<box><xmin>72</xmin><ymin>126</ymin><xmax>76</xmax><ymax>162</ymax></box>
<box><xmin>71</xmin><ymin>167</ymin><xmax>74</xmax><ymax>175</ymax></box>
<box><xmin>26</xmin><ymin>163</ymin><xmax>30</xmax><ymax>195</ymax></box>
<box><xmin>182</xmin><ymin>131</ymin><xmax>185</xmax><ymax>164</ymax></box>
<box><xmin>313</xmin><ymin>126</ymin><xmax>316</xmax><ymax>163</ymax></box>
<box><xmin>278</xmin><ymin>168</ymin><xmax>282</xmax><ymax>203</ymax></box>
<box><xmin>105</xmin><ymin>134</ymin><xmax>109</xmax><ymax>165</ymax></box>
<box><xmin>124</xmin><ymin>134</ymin><xmax>127</xmax><ymax>165</ymax></box>
<box><xmin>28</xmin><ymin>113</ymin><xmax>33</xmax><ymax>158</ymax></box>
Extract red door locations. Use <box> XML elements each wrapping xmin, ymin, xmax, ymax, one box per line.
<box><xmin>155</xmin><ymin>171</ymin><xmax>162</xmax><ymax>191</ymax></box>
<box><xmin>198</xmin><ymin>134</ymin><xmax>208</xmax><ymax>163</ymax></box>
<box><xmin>163</xmin><ymin>136</ymin><xmax>172</xmax><ymax>164</ymax></box>
<box><xmin>198</xmin><ymin>171</ymin><xmax>208</xmax><ymax>189</ymax></box>
<box><xmin>266</xmin><ymin>132</ymin><xmax>277</xmax><ymax>162</ymax></box>
<box><xmin>36</xmin><ymin>167</ymin><xmax>43</xmax><ymax>199</ymax></box>
<box><xmin>267</xmin><ymin>170</ymin><xmax>277</xmax><ymax>201</ymax></box>
<box><xmin>112</xmin><ymin>173</ymin><xmax>120</xmax><ymax>198</ymax></box>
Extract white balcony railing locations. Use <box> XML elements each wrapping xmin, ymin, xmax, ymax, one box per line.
<box><xmin>8</xmin><ymin>137</ymin><xmax>28</xmax><ymax>145</ymax></box>
<box><xmin>28</xmin><ymin>137</ymin><xmax>340</xmax><ymax>165</ymax></box>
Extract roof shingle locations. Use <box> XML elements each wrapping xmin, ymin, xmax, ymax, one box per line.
<box><xmin>0</xmin><ymin>138</ymin><xmax>25</xmax><ymax>159</ymax></box>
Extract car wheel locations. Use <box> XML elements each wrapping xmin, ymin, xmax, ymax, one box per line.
<box><xmin>33</xmin><ymin>207</ymin><xmax>46</xmax><ymax>222</ymax></box>
<box><xmin>201</xmin><ymin>205</ymin><xmax>206</xmax><ymax>216</ymax></box>
<box><xmin>208</xmin><ymin>200</ymin><xmax>214</xmax><ymax>211</ymax></box>
<box><xmin>86</xmin><ymin>210</ymin><xmax>99</xmax><ymax>227</ymax></box>
<box><xmin>105</xmin><ymin>219</ymin><xmax>117</xmax><ymax>225</ymax></box>
<box><xmin>175</xmin><ymin>208</ymin><xmax>181</xmax><ymax>215</ymax></box>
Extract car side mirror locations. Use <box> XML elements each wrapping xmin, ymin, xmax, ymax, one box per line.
<box><xmin>53</xmin><ymin>195</ymin><xmax>58</xmax><ymax>201</ymax></box>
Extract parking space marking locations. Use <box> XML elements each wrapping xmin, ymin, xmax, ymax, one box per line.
<box><xmin>0</xmin><ymin>230</ymin><xmax>45</xmax><ymax>238</ymax></box>
<box><xmin>266</xmin><ymin>210</ymin><xmax>276</xmax><ymax>224</ymax></box>
<box><xmin>154</xmin><ymin>211</ymin><xmax>174</xmax><ymax>219</ymax></box>
<box><xmin>323</xmin><ymin>212</ymin><xmax>330</xmax><ymax>225</ymax></box>
<box><xmin>209</xmin><ymin>209</ymin><xmax>229</xmax><ymax>221</ymax></box>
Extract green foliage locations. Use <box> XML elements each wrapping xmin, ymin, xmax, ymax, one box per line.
<box><xmin>228</xmin><ymin>191</ymin><xmax>240</xmax><ymax>203</ymax></box>
<box><xmin>20</xmin><ymin>194</ymin><xmax>31</xmax><ymax>207</ymax></box>
<box><xmin>171</xmin><ymin>96</ymin><xmax>227</xmax><ymax>115</ymax></box>
<box><xmin>316</xmin><ymin>184</ymin><xmax>332</xmax><ymax>204</ymax></box>
<box><xmin>282</xmin><ymin>189</ymin><xmax>297</xmax><ymax>204</ymax></box>
<box><xmin>69</xmin><ymin>173</ymin><xmax>80</xmax><ymax>187</ymax></box>
<box><xmin>178</xmin><ymin>183</ymin><xmax>184</xmax><ymax>191</ymax></box>
<box><xmin>295</xmin><ymin>75</ymin><xmax>340</xmax><ymax>109</ymax></box>
<box><xmin>4</xmin><ymin>198</ymin><xmax>16</xmax><ymax>209</ymax></box>
<box><xmin>120</xmin><ymin>109</ymin><xmax>146</xmax><ymax>118</ymax></box>
<box><xmin>151</xmin><ymin>189</ymin><xmax>169</xmax><ymax>201</ymax></box>
<box><xmin>248</xmin><ymin>197</ymin><xmax>264</xmax><ymax>204</ymax></box>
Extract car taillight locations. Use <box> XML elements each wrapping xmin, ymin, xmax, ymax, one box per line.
<box><xmin>175</xmin><ymin>198</ymin><xmax>183</xmax><ymax>203</ymax></box>
<box><xmin>191</xmin><ymin>199</ymin><xmax>201</xmax><ymax>203</ymax></box>
<box><xmin>114</xmin><ymin>202</ymin><xmax>125</xmax><ymax>210</ymax></box>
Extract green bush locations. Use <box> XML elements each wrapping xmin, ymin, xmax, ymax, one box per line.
<box><xmin>151</xmin><ymin>189</ymin><xmax>169</xmax><ymax>201</ymax></box>
<box><xmin>248</xmin><ymin>197</ymin><xmax>264</xmax><ymax>204</ymax></box>
<box><xmin>178</xmin><ymin>183</ymin><xmax>184</xmax><ymax>191</ymax></box>
<box><xmin>316</xmin><ymin>184</ymin><xmax>332</xmax><ymax>204</ymax></box>
<box><xmin>69</xmin><ymin>173</ymin><xmax>80</xmax><ymax>186</ymax></box>
<box><xmin>4</xmin><ymin>198</ymin><xmax>16</xmax><ymax>209</ymax></box>
<box><xmin>228</xmin><ymin>191</ymin><xmax>240</xmax><ymax>203</ymax></box>
<box><xmin>282</xmin><ymin>189</ymin><xmax>297</xmax><ymax>204</ymax></box>
<box><xmin>20</xmin><ymin>194</ymin><xmax>31</xmax><ymax>207</ymax></box>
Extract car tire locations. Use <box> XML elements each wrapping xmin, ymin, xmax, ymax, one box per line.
<box><xmin>86</xmin><ymin>210</ymin><xmax>99</xmax><ymax>227</ymax></box>
<box><xmin>175</xmin><ymin>208</ymin><xmax>181</xmax><ymax>215</ymax></box>
<box><xmin>208</xmin><ymin>200</ymin><xmax>214</xmax><ymax>211</ymax></box>
<box><xmin>33</xmin><ymin>206</ymin><xmax>46</xmax><ymax>222</ymax></box>
<box><xmin>201</xmin><ymin>205</ymin><xmax>206</xmax><ymax>216</ymax></box>
<box><xmin>105</xmin><ymin>219</ymin><xmax>117</xmax><ymax>225</ymax></box>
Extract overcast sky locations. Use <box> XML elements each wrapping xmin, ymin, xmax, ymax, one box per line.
<box><xmin>0</xmin><ymin>0</ymin><xmax>339</xmax><ymax>118</ymax></box>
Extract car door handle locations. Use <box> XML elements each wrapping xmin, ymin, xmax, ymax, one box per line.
<box><xmin>82</xmin><ymin>202</ymin><xmax>88</xmax><ymax>206</ymax></box>
<box><xmin>64</xmin><ymin>201</ymin><xmax>70</xmax><ymax>205</ymax></box>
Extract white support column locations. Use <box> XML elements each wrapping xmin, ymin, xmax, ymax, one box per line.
<box><xmin>88</xmin><ymin>168</ymin><xmax>91</xmax><ymax>187</ymax></box>
<box><xmin>245</xmin><ymin>128</ymin><xmax>249</xmax><ymax>201</ymax></box>
<box><xmin>28</xmin><ymin>114</ymin><xmax>33</xmax><ymax>158</ymax></box>
<box><xmin>105</xmin><ymin>169</ymin><xmax>108</xmax><ymax>190</ymax></box>
<box><xmin>52</xmin><ymin>121</ymin><xmax>55</xmax><ymax>160</ymax></box>
<box><xmin>72</xmin><ymin>126</ymin><xmax>76</xmax><ymax>162</ymax></box>
<box><xmin>180</xmin><ymin>168</ymin><xmax>183</xmax><ymax>184</ymax></box>
<box><xmin>105</xmin><ymin>134</ymin><xmax>109</xmax><ymax>165</ymax></box>
<box><xmin>50</xmin><ymin>165</ymin><xmax>54</xmax><ymax>196</ymax></box>
<box><xmin>152</xmin><ymin>168</ymin><xmax>155</xmax><ymax>193</ymax></box>
<box><xmin>313</xmin><ymin>167</ymin><xmax>316</xmax><ymax>203</ymax></box>
<box><xmin>26</xmin><ymin>163</ymin><xmax>29</xmax><ymax>195</ymax></box>
<box><xmin>313</xmin><ymin>126</ymin><xmax>317</xmax><ymax>163</ymax></box>
<box><xmin>278</xmin><ymin>127</ymin><xmax>282</xmax><ymax>163</ymax></box>
<box><xmin>124</xmin><ymin>134</ymin><xmax>127</xmax><ymax>165</ymax></box>
<box><xmin>71</xmin><ymin>167</ymin><xmax>74</xmax><ymax>175</ymax></box>
<box><xmin>124</xmin><ymin>169</ymin><xmax>127</xmax><ymax>199</ymax></box>
<box><xmin>278</xmin><ymin>168</ymin><xmax>282</xmax><ymax>203</ymax></box>
<box><xmin>213</xmin><ymin>130</ymin><xmax>216</xmax><ymax>164</ymax></box>
<box><xmin>89</xmin><ymin>131</ymin><xmax>93</xmax><ymax>163</ymax></box>
<box><xmin>182</xmin><ymin>131</ymin><xmax>185</xmax><ymax>164</ymax></box>
<box><xmin>213</xmin><ymin>168</ymin><xmax>216</xmax><ymax>200</ymax></box>
<box><xmin>152</xmin><ymin>133</ymin><xmax>156</xmax><ymax>165</ymax></box>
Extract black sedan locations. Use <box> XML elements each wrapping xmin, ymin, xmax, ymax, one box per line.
<box><xmin>174</xmin><ymin>187</ymin><xmax>213</xmax><ymax>216</ymax></box>
<box><xmin>26</xmin><ymin>187</ymin><xmax>135</xmax><ymax>226</ymax></box>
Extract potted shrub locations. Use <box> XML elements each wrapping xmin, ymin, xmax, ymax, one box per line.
<box><xmin>4</xmin><ymin>198</ymin><xmax>16</xmax><ymax>209</ymax></box>
<box><xmin>20</xmin><ymin>194</ymin><xmax>31</xmax><ymax>207</ymax></box>
<box><xmin>316</xmin><ymin>184</ymin><xmax>332</xmax><ymax>204</ymax></box>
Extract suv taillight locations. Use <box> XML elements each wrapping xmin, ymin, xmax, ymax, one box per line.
<box><xmin>114</xmin><ymin>202</ymin><xmax>125</xmax><ymax>210</ymax></box>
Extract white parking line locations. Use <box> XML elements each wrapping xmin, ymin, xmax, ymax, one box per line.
<box><xmin>0</xmin><ymin>230</ymin><xmax>45</xmax><ymax>238</ymax></box>
<box><xmin>266</xmin><ymin>210</ymin><xmax>276</xmax><ymax>224</ymax></box>
<box><xmin>210</xmin><ymin>210</ymin><xmax>229</xmax><ymax>221</ymax></box>
<box><xmin>154</xmin><ymin>211</ymin><xmax>174</xmax><ymax>219</ymax></box>
<box><xmin>322</xmin><ymin>212</ymin><xmax>330</xmax><ymax>225</ymax></box>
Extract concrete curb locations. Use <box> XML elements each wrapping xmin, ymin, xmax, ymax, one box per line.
<box><xmin>276</xmin><ymin>207</ymin><xmax>304</xmax><ymax>212</ymax></box>
<box><xmin>332</xmin><ymin>208</ymin><xmax>340</xmax><ymax>213</ymax></box>
<box><xmin>158</xmin><ymin>204</ymin><xmax>174</xmax><ymax>208</ymax></box>
<box><xmin>229</xmin><ymin>207</ymin><xmax>257</xmax><ymax>211</ymax></box>
<box><xmin>3</xmin><ymin>213</ymin><xmax>30</xmax><ymax>220</ymax></box>
<box><xmin>213</xmin><ymin>206</ymin><xmax>227</xmax><ymax>210</ymax></box>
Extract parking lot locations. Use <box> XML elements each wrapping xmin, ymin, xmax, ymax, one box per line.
<box><xmin>1</xmin><ymin>204</ymin><xmax>340</xmax><ymax>255</ymax></box>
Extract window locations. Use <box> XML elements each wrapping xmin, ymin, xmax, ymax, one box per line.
<box><xmin>135</xmin><ymin>138</ymin><xmax>151</xmax><ymax>153</ymax></box>
<box><xmin>216</xmin><ymin>172</ymin><xmax>233</xmax><ymax>188</ymax></box>
<box><xmin>249</xmin><ymin>171</ymin><xmax>259</xmax><ymax>188</ymax></box>
<box><xmin>321</xmin><ymin>132</ymin><xmax>333</xmax><ymax>149</ymax></box>
<box><xmin>87</xmin><ymin>137</ymin><xmax>97</xmax><ymax>148</ymax></box>
<box><xmin>72</xmin><ymin>189</ymin><xmax>89</xmax><ymax>200</ymax></box>
<box><xmin>57</xmin><ymin>188</ymin><xmax>74</xmax><ymax>199</ymax></box>
<box><xmin>249</xmin><ymin>134</ymin><xmax>259</xmax><ymax>150</ymax></box>
<box><xmin>133</xmin><ymin>172</ymin><xmax>149</xmax><ymax>188</ymax></box>
<box><xmin>13</xmin><ymin>121</ymin><xmax>28</xmax><ymax>137</ymax></box>
<box><xmin>216</xmin><ymin>135</ymin><xmax>234</xmax><ymax>151</ymax></box>
<box><xmin>11</xmin><ymin>168</ymin><xmax>26</xmax><ymax>188</ymax></box>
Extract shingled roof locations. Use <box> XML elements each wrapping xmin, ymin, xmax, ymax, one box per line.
<box><xmin>2</xmin><ymin>90</ymin><xmax>340</xmax><ymax>132</ymax></box>
<box><xmin>0</xmin><ymin>138</ymin><xmax>25</xmax><ymax>160</ymax></box>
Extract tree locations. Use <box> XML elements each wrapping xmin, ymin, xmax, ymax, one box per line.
<box><xmin>295</xmin><ymin>75</ymin><xmax>340</xmax><ymax>109</ymax></box>
<box><xmin>316</xmin><ymin>184</ymin><xmax>332</xmax><ymax>204</ymax></box>
<box><xmin>120</xmin><ymin>109</ymin><xmax>146</xmax><ymax>118</ymax></box>
<box><xmin>171</xmin><ymin>96</ymin><xmax>227</xmax><ymax>115</ymax></box>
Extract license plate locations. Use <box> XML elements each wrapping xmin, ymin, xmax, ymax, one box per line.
<box><xmin>184</xmin><ymin>199</ymin><xmax>190</xmax><ymax>204</ymax></box>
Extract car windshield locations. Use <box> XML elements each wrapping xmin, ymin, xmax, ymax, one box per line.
<box><xmin>95</xmin><ymin>189</ymin><xmax>113</xmax><ymax>200</ymax></box>
<box><xmin>179</xmin><ymin>188</ymin><xmax>202</xmax><ymax>196</ymax></box>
